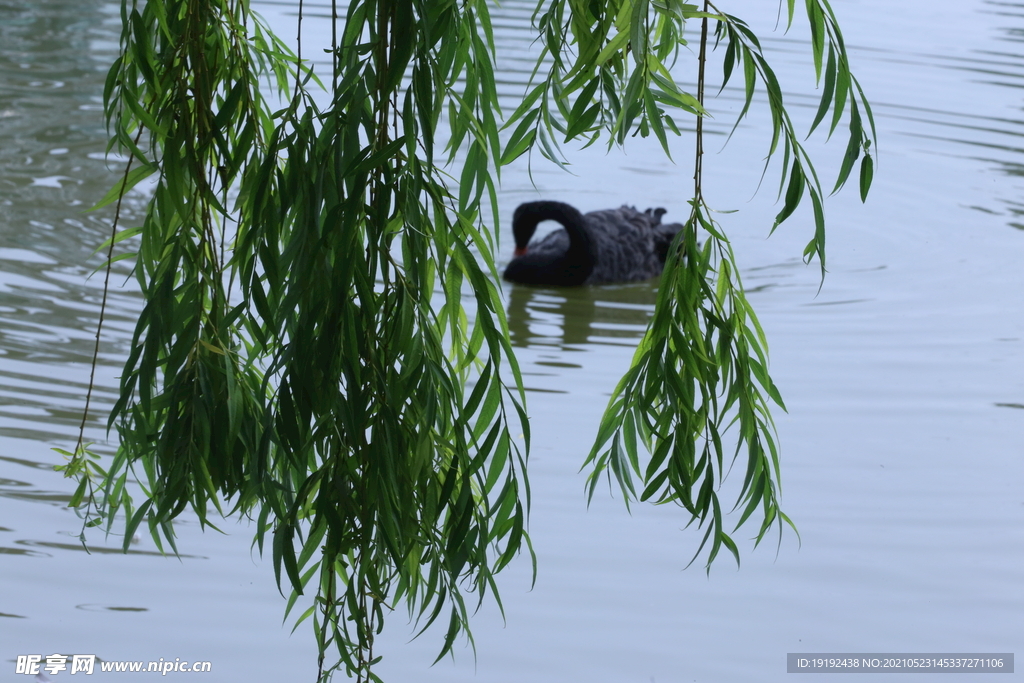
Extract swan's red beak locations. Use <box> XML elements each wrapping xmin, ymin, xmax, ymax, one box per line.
<box><xmin>513</xmin><ymin>247</ymin><xmax>527</xmax><ymax>257</ymax></box>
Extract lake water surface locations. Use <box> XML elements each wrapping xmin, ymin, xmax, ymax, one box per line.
<box><xmin>1</xmin><ymin>1</ymin><xmax>1022</xmax><ymax>681</ymax></box>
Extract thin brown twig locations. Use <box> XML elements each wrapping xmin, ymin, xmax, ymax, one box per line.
<box><xmin>75</xmin><ymin>127</ymin><xmax>145</xmax><ymax>459</ymax></box>
<box><xmin>693</xmin><ymin>2</ymin><xmax>710</xmax><ymax>216</ymax></box>
<box><xmin>294</xmin><ymin>0</ymin><xmax>304</xmax><ymax>98</ymax></box>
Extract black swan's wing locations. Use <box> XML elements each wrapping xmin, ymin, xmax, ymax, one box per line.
<box><xmin>581</xmin><ymin>206</ymin><xmax>663</xmax><ymax>284</ymax></box>
<box><xmin>644</xmin><ymin>207</ymin><xmax>668</xmax><ymax>225</ymax></box>
<box><xmin>642</xmin><ymin>206</ymin><xmax>684</xmax><ymax>262</ymax></box>
<box><xmin>653</xmin><ymin>221</ymin><xmax>684</xmax><ymax>263</ymax></box>
<box><xmin>522</xmin><ymin>227</ymin><xmax>571</xmax><ymax>258</ymax></box>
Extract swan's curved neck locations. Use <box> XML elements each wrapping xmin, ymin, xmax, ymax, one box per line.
<box><xmin>512</xmin><ymin>201</ymin><xmax>592</xmax><ymax>255</ymax></box>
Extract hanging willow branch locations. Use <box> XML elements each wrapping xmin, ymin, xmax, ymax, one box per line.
<box><xmin>508</xmin><ymin>0</ymin><xmax>873</xmax><ymax>568</ymax></box>
<box><xmin>61</xmin><ymin>0</ymin><xmax>872</xmax><ymax>680</ymax></box>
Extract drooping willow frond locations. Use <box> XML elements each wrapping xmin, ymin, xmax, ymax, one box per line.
<box><xmin>61</xmin><ymin>0</ymin><xmax>872</xmax><ymax>680</ymax></box>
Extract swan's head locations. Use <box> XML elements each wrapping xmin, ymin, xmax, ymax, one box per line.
<box><xmin>511</xmin><ymin>204</ymin><xmax>532</xmax><ymax>256</ymax></box>
<box><xmin>511</xmin><ymin>201</ymin><xmax>583</xmax><ymax>256</ymax></box>
<box><xmin>505</xmin><ymin>201</ymin><xmax>594</xmax><ymax>286</ymax></box>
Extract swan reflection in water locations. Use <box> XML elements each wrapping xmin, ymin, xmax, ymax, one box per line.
<box><xmin>504</xmin><ymin>281</ymin><xmax>659</xmax><ymax>352</ymax></box>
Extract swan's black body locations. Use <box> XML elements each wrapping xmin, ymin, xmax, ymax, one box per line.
<box><xmin>503</xmin><ymin>201</ymin><xmax>683</xmax><ymax>286</ymax></box>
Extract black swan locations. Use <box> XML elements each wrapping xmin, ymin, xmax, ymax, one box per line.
<box><xmin>502</xmin><ymin>201</ymin><xmax>684</xmax><ymax>286</ymax></box>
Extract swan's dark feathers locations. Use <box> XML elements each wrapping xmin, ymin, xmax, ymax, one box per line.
<box><xmin>645</xmin><ymin>207</ymin><xmax>667</xmax><ymax>224</ymax></box>
<box><xmin>504</xmin><ymin>201</ymin><xmax>683</xmax><ymax>286</ymax></box>
<box><xmin>642</xmin><ymin>205</ymin><xmax>685</xmax><ymax>261</ymax></box>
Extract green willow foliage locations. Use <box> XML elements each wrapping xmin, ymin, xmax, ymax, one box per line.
<box><xmin>61</xmin><ymin>0</ymin><xmax>872</xmax><ymax>680</ymax></box>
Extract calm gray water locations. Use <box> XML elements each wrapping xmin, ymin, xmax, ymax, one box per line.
<box><xmin>2</xmin><ymin>1</ymin><xmax>1022</xmax><ymax>681</ymax></box>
